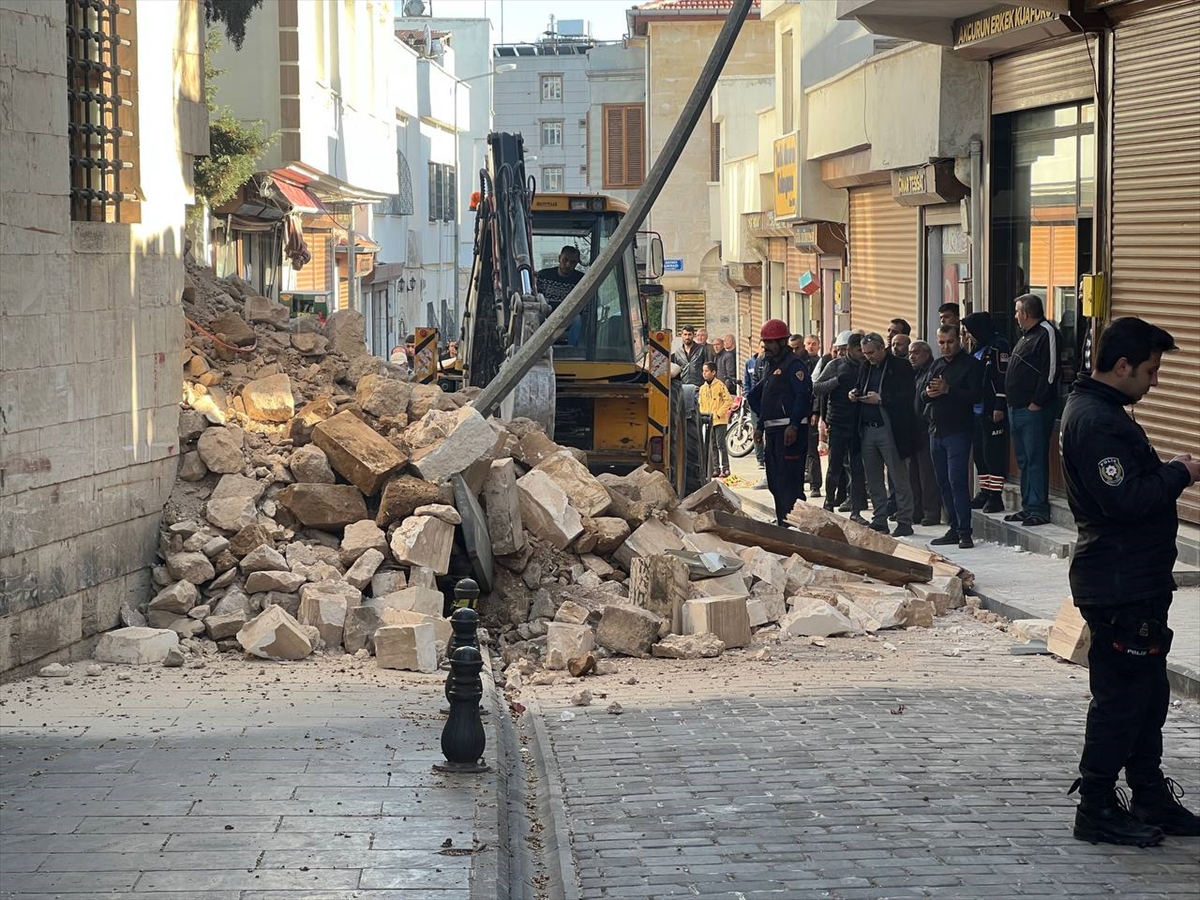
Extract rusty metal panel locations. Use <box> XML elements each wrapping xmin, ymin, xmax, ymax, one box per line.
<box><xmin>991</xmin><ymin>37</ymin><xmax>1097</xmax><ymax>114</ymax></box>
<box><xmin>1110</xmin><ymin>0</ymin><xmax>1200</xmax><ymax>522</ymax></box>
<box><xmin>847</xmin><ymin>184</ymin><xmax>920</xmax><ymax>338</ymax></box>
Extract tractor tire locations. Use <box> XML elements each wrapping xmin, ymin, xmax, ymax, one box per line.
<box><xmin>670</xmin><ymin>383</ymin><xmax>705</xmax><ymax>499</ymax></box>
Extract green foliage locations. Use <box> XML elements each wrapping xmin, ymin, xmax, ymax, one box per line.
<box><xmin>194</xmin><ymin>111</ymin><xmax>274</xmax><ymax>209</ymax></box>
<box><xmin>204</xmin><ymin>0</ymin><xmax>264</xmax><ymax>51</ymax></box>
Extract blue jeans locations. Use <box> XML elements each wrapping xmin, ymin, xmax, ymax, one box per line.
<box><xmin>1010</xmin><ymin>405</ymin><xmax>1054</xmax><ymax>518</ymax></box>
<box><xmin>931</xmin><ymin>431</ymin><xmax>973</xmax><ymax>536</ymax></box>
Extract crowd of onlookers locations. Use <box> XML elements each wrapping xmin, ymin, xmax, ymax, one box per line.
<box><xmin>673</xmin><ymin>297</ymin><xmax>1064</xmax><ymax>549</ymax></box>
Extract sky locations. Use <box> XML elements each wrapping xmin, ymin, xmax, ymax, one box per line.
<box><xmin>396</xmin><ymin>0</ymin><xmax>634</xmax><ymax>44</ymax></box>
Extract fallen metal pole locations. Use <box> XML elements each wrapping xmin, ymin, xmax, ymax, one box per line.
<box><xmin>472</xmin><ymin>0</ymin><xmax>753</xmax><ymax>419</ymax></box>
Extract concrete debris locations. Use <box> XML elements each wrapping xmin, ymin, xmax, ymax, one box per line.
<box><xmin>94</xmin><ymin>627</ymin><xmax>180</xmax><ymax>665</ymax></box>
<box><xmin>652</xmin><ymin>632</ymin><xmax>725</xmax><ymax>659</ymax></box>
<box><xmin>779</xmin><ymin>600</ymin><xmax>856</xmax><ymax>638</ymax></box>
<box><xmin>237</xmin><ymin>606</ymin><xmax>313</xmax><ymax>661</ymax></box>
<box><xmin>595</xmin><ymin>605</ymin><xmax>661</xmax><ymax>658</ymax></box>
<box><xmin>39</xmin><ymin>663</ymin><xmax>72</xmax><ymax>677</ymax></box>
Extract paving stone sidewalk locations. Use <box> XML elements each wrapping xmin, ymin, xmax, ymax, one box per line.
<box><xmin>0</xmin><ymin>654</ymin><xmax>500</xmax><ymax>899</ymax></box>
<box><xmin>525</xmin><ymin>613</ymin><xmax>1200</xmax><ymax>899</ymax></box>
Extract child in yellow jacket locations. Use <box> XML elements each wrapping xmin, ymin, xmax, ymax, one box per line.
<box><xmin>699</xmin><ymin>361</ymin><xmax>733</xmax><ymax>477</ymax></box>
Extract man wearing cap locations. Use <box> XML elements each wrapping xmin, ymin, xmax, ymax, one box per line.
<box><xmin>815</xmin><ymin>331</ymin><xmax>868</xmax><ymax>524</ymax></box>
<box><xmin>748</xmin><ymin>319</ymin><xmax>812</xmax><ymax>525</ymax></box>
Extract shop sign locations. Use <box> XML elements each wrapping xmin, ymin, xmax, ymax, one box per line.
<box><xmin>953</xmin><ymin>5</ymin><xmax>1057</xmax><ymax>48</ymax></box>
<box><xmin>773</xmin><ymin>133</ymin><xmax>799</xmax><ymax>219</ymax></box>
<box><xmin>891</xmin><ymin>161</ymin><xmax>969</xmax><ymax>207</ymax></box>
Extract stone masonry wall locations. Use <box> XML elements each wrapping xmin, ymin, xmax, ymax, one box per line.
<box><xmin>0</xmin><ymin>0</ymin><xmax>205</xmax><ymax>677</ymax></box>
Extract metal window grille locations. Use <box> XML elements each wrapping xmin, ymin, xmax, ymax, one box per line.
<box><xmin>66</xmin><ymin>0</ymin><xmax>133</xmax><ymax>222</ymax></box>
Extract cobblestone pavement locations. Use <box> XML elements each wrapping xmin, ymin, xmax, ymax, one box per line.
<box><xmin>0</xmin><ymin>654</ymin><xmax>497</xmax><ymax>899</ymax></box>
<box><xmin>524</xmin><ymin>610</ymin><xmax>1200</xmax><ymax>899</ymax></box>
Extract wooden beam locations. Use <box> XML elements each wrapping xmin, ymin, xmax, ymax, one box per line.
<box><xmin>693</xmin><ymin>511</ymin><xmax>932</xmax><ymax>586</ymax></box>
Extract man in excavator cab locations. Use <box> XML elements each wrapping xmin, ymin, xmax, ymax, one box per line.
<box><xmin>535</xmin><ymin>245</ymin><xmax>585</xmax><ymax>346</ymax></box>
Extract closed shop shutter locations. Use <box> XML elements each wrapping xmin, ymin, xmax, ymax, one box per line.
<box><xmin>785</xmin><ymin>243</ymin><xmax>817</xmax><ymax>291</ymax></box>
<box><xmin>296</xmin><ymin>232</ymin><xmax>330</xmax><ymax>293</ymax></box>
<box><xmin>674</xmin><ymin>291</ymin><xmax>708</xmax><ymax>332</ymax></box>
<box><xmin>848</xmin><ymin>184</ymin><xmax>919</xmax><ymax>337</ymax></box>
<box><xmin>1110</xmin><ymin>0</ymin><xmax>1200</xmax><ymax>522</ymax></box>
<box><xmin>991</xmin><ymin>37</ymin><xmax>1096</xmax><ymax>115</ymax></box>
<box><xmin>747</xmin><ymin>286</ymin><xmax>763</xmax><ymax>366</ymax></box>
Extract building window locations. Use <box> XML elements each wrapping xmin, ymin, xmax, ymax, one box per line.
<box><xmin>602</xmin><ymin>104</ymin><xmax>644</xmax><ymax>189</ymax></box>
<box><xmin>380</xmin><ymin>150</ymin><xmax>414</xmax><ymax>216</ymax></box>
<box><xmin>66</xmin><ymin>0</ymin><xmax>137</xmax><ymax>223</ymax></box>
<box><xmin>542</xmin><ymin>166</ymin><xmax>564</xmax><ymax>192</ymax></box>
<box><xmin>541</xmin><ymin>121</ymin><xmax>563</xmax><ymax>148</ymax></box>
<box><xmin>428</xmin><ymin>161</ymin><xmax>456</xmax><ymax>222</ymax></box>
<box><xmin>541</xmin><ymin>74</ymin><xmax>563</xmax><ymax>101</ymax></box>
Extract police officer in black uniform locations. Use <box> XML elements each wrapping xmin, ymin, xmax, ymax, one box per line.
<box><xmin>1061</xmin><ymin>316</ymin><xmax>1200</xmax><ymax>847</ymax></box>
<box><xmin>748</xmin><ymin>318</ymin><xmax>812</xmax><ymax>526</ymax></box>
<box><xmin>961</xmin><ymin>312</ymin><xmax>1011</xmax><ymax>513</ymax></box>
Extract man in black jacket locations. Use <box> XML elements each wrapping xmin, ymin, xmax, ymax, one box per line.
<box><xmin>918</xmin><ymin>325</ymin><xmax>983</xmax><ymax>549</ymax></box>
<box><xmin>1005</xmin><ymin>293</ymin><xmax>1061</xmax><ymax>527</ymax></box>
<box><xmin>907</xmin><ymin>341</ymin><xmax>942</xmax><ymax>526</ymax></box>
<box><xmin>815</xmin><ymin>333</ymin><xmax>867</xmax><ymax>523</ymax></box>
<box><xmin>1061</xmin><ymin>316</ymin><xmax>1200</xmax><ymax>847</ymax></box>
<box><xmin>962</xmin><ymin>312</ymin><xmax>1011</xmax><ymax>513</ymax></box>
<box><xmin>853</xmin><ymin>333</ymin><xmax>918</xmax><ymax>536</ymax></box>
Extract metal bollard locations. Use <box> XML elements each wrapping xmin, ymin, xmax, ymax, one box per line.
<box><xmin>445</xmin><ymin>607</ymin><xmax>479</xmax><ymax>702</ymax></box>
<box><xmin>434</xmin><ymin>645</ymin><xmax>489</xmax><ymax>774</ymax></box>
<box><xmin>452</xmin><ymin>576</ymin><xmax>480</xmax><ymax>611</ymax></box>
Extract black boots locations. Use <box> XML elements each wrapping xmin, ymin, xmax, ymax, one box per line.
<box><xmin>1131</xmin><ymin>778</ymin><xmax>1200</xmax><ymax>837</ymax></box>
<box><xmin>1070</xmin><ymin>779</ymin><xmax>1164</xmax><ymax>847</ymax></box>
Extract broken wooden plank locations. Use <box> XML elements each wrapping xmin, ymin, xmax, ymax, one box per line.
<box><xmin>693</xmin><ymin>511</ymin><xmax>932</xmax><ymax>586</ymax></box>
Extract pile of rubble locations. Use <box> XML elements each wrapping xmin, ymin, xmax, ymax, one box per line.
<box><xmin>94</xmin><ymin>257</ymin><xmax>971</xmax><ymax>684</ymax></box>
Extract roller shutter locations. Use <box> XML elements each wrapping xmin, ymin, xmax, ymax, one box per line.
<box><xmin>295</xmin><ymin>232</ymin><xmax>330</xmax><ymax>293</ymax></box>
<box><xmin>991</xmin><ymin>37</ymin><xmax>1097</xmax><ymax>115</ymax></box>
<box><xmin>848</xmin><ymin>184</ymin><xmax>919</xmax><ymax>337</ymax></box>
<box><xmin>1110</xmin><ymin>0</ymin><xmax>1200</xmax><ymax>522</ymax></box>
<box><xmin>785</xmin><ymin>243</ymin><xmax>817</xmax><ymax>291</ymax></box>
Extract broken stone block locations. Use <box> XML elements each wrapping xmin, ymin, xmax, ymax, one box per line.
<box><xmin>596</xmin><ymin>605</ymin><xmax>660</xmax><ymax>658</ymax></box>
<box><xmin>371</xmin><ymin>569</ymin><xmax>407</xmax><ymax>597</ymax></box>
<box><xmin>343</xmin><ymin>604</ymin><xmax>384</xmax><ymax>655</ymax></box>
<box><xmin>94</xmin><ymin>627</ymin><xmax>180</xmax><ymax>665</ymax></box>
<box><xmin>277</xmin><ymin>483</ymin><xmax>369</xmax><ymax>532</ymax></box>
<box><xmin>408</xmin><ymin>382</ymin><xmax>457</xmax><ymax>419</ymax></box>
<box><xmin>746</xmin><ymin>583</ymin><xmax>786</xmax><ymax>628</ymax></box>
<box><xmin>291</xmin><ymin>331</ymin><xmax>328</xmax><ymax>356</ymax></box>
<box><xmin>170</xmin><ymin>617</ymin><xmax>206</xmax><ymax>639</ymax></box>
<box><xmin>289</xmin><ymin>445</ymin><xmax>336</xmax><ymax>484</ymax></box>
<box><xmin>622</xmin><ymin>466</ymin><xmax>679</xmax><ymax>510</ymax></box>
<box><xmin>242</xmin><ymin>373</ymin><xmax>295</xmax><ymax>423</ymax></box>
<box><xmin>628</xmin><ymin>554</ymin><xmax>690</xmax><ymax>627</ymax></box>
<box><xmin>149</xmin><ymin>581</ymin><xmax>200</xmax><ymax>616</ymax></box>
<box><xmin>376</xmin><ymin>585</ymin><xmax>444</xmax><ymax>618</ymax></box>
<box><xmin>147</xmin><ymin>609</ymin><xmax>184</xmax><ymax>629</ymax></box>
<box><xmin>196</xmin><ymin>425</ymin><xmax>245</xmax><ymax>474</ymax></box>
<box><xmin>209</xmin><ymin>310</ymin><xmax>257</xmax><ymax>345</ymax></box>
<box><xmin>580</xmin><ymin>553</ymin><xmax>615</xmax><ymax>580</ymax></box>
<box><xmin>652</xmin><ymin>632</ymin><xmax>725</xmax><ymax>659</ymax></box>
<box><xmin>162</xmin><ymin>646</ymin><xmax>185</xmax><ymax>667</ymax></box>
<box><xmin>779</xmin><ymin>600</ymin><xmax>856</xmax><ymax>638</ymax></box>
<box><xmin>166</xmin><ymin>552</ymin><xmax>215</xmax><ymax>585</ymax></box>
<box><xmin>841</xmin><ymin>593</ymin><xmax>907</xmax><ymax>630</ymax></box>
<box><xmin>413</xmin><ymin>503</ymin><xmax>461</xmax><ymax>525</ymax></box>
<box><xmin>379</xmin><ymin>607</ymin><xmax>451</xmax><ymax>645</ymax></box>
<box><xmin>678</xmin><ymin>479</ymin><xmax>743</xmax><ymax>516</ymax></box>
<box><xmin>928</xmin><ymin>575</ymin><xmax>966</xmax><ymax>610</ymax></box>
<box><xmin>585</xmin><ymin>517</ymin><xmax>631</xmax><ymax>556</ymax></box>
<box><xmin>553</xmin><ymin>599</ymin><xmax>592</xmax><ymax>626</ymax></box>
<box><xmin>229</xmin><ymin>523</ymin><xmax>275</xmax><ymax>558</ymax></box>
<box><xmin>201</xmin><ymin>536</ymin><xmax>230</xmax><ymax>559</ymax></box>
<box><xmin>119</xmin><ymin>603</ymin><xmax>147</xmax><ymax>628</ymax></box>
<box><xmin>907</xmin><ymin>582</ymin><xmax>952</xmax><ymax>616</ymax></box>
<box><xmin>568</xmin><ymin>652</ymin><xmax>597</xmax><ymax>677</ymax></box>
<box><xmin>244</xmin><ymin>570</ymin><xmax>307</xmax><ymax>594</ymax></box>
<box><xmin>545</xmin><ymin>622</ymin><xmax>596</xmax><ymax>670</ymax></box>
<box><xmin>682</xmin><ymin>596</ymin><xmax>751</xmax><ymax>649</ymax></box>
<box><xmin>376</xmin><ymin>475</ymin><xmax>444</xmax><ymax>527</ymax></box>
<box><xmin>344</xmin><ymin>548</ymin><xmax>385</xmax><ymax>591</ymax></box>
<box><xmin>483</xmin><ymin>458</ymin><xmax>525</xmax><ymax>556</ymax></box>
<box><xmin>690</xmin><ymin>572</ymin><xmax>751</xmax><ymax>599</ymax></box>
<box><xmin>375</xmin><ymin>623</ymin><xmax>438</xmax><ymax>672</ymax></box>
<box><xmin>1011</xmin><ymin>618</ymin><xmax>1054</xmax><ymax>644</ymax></box>
<box><xmin>205</xmin><ymin>474</ymin><xmax>266</xmax><ymax>532</ymax></box>
<box><xmin>514</xmin><ymin>428</ymin><xmax>562</xmax><ymax>468</ymax></box>
<box><xmin>204</xmin><ymin>612</ymin><xmax>246</xmax><ymax>641</ymax></box>
<box><xmin>903</xmin><ymin>598</ymin><xmax>936</xmax><ymax>628</ymax></box>
<box><xmin>239</xmin><ymin>544</ymin><xmax>289</xmax><ymax>574</ymax></box>
<box><xmin>323</xmin><ymin>308</ymin><xmax>367</xmax><ymax>357</ymax></box>
<box><xmin>340</xmin><ymin>520</ymin><xmax>389</xmax><ymax>566</ymax></box>
<box><xmin>356</xmin><ymin>374</ymin><xmax>413</xmax><ymax>419</ymax></box>
<box><xmin>740</xmin><ymin>547</ymin><xmax>789</xmax><ymax>592</ymax></box>
<box><xmin>312</xmin><ymin>410</ymin><xmax>407</xmax><ymax>496</ymax></box>
<box><xmin>532</xmin><ymin>451</ymin><xmax>612</xmax><ymax>517</ymax></box>
<box><xmin>515</xmin><ymin>469</ymin><xmax>584</xmax><ymax>551</ymax></box>
<box><xmin>212</xmin><ymin>587</ymin><xmax>255</xmax><ymax>618</ymax></box>
<box><xmin>298</xmin><ymin>580</ymin><xmax>361</xmax><ymax>647</ymax></box>
<box><xmin>244</xmin><ymin>295</ymin><xmax>290</xmax><ymax>328</ymax></box>
<box><xmin>408</xmin><ymin>566</ymin><xmax>438</xmax><ymax>590</ymax></box>
<box><xmin>612</xmin><ymin>519</ymin><xmax>685</xmax><ymax>570</ymax></box>
<box><xmin>237</xmin><ymin>605</ymin><xmax>313</xmax><ymax>660</ymax></box>
<box><xmin>389</xmin><ymin>515</ymin><xmax>455</xmax><ymax>575</ymax></box>
<box><xmin>410</xmin><ymin>407</ymin><xmax>497</xmax><ymax>484</ymax></box>
<box><xmin>835</xmin><ymin>597</ymin><xmax>882</xmax><ymax>634</ymax></box>
<box><xmin>178</xmin><ymin>451</ymin><xmax>208</xmax><ymax>482</ymax></box>
<box><xmin>261</xmin><ymin>591</ymin><xmax>301</xmax><ymax>618</ymax></box>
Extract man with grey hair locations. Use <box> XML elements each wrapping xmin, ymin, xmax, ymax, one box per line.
<box><xmin>852</xmin><ymin>332</ymin><xmax>918</xmax><ymax>536</ymax></box>
<box><xmin>1005</xmin><ymin>292</ymin><xmax>1061</xmax><ymax>527</ymax></box>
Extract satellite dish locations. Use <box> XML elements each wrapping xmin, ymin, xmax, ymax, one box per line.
<box><xmin>402</xmin><ymin>0</ymin><xmax>427</xmax><ymax>16</ymax></box>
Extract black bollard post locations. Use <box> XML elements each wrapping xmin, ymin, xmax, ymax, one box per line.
<box><xmin>444</xmin><ymin>607</ymin><xmax>479</xmax><ymax>700</ymax></box>
<box><xmin>452</xmin><ymin>576</ymin><xmax>480</xmax><ymax>611</ymax></box>
<box><xmin>434</xmin><ymin>645</ymin><xmax>489</xmax><ymax>774</ymax></box>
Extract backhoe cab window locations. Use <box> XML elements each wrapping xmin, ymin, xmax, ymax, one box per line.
<box><xmin>532</xmin><ymin>213</ymin><xmax>639</xmax><ymax>363</ymax></box>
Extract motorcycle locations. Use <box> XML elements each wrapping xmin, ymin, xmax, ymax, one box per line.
<box><xmin>725</xmin><ymin>386</ymin><xmax>756</xmax><ymax>458</ymax></box>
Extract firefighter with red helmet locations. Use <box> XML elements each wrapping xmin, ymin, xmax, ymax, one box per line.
<box><xmin>748</xmin><ymin>318</ymin><xmax>813</xmax><ymax>525</ymax></box>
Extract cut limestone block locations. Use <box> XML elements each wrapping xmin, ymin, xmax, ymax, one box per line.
<box><xmin>652</xmin><ymin>632</ymin><xmax>724</xmax><ymax>659</ymax></box>
<box><xmin>343</xmin><ymin>604</ymin><xmax>384</xmax><ymax>655</ymax></box>
<box><xmin>1047</xmin><ymin>597</ymin><xmax>1090</xmax><ymax>666</ymax></box>
<box><xmin>779</xmin><ymin>600</ymin><xmax>855</xmax><ymax>638</ymax></box>
<box><xmin>389</xmin><ymin>515</ymin><xmax>455</xmax><ymax>575</ymax></box>
<box><xmin>612</xmin><ymin>518</ymin><xmax>685</xmax><ymax>570</ymax></box>
<box><xmin>746</xmin><ymin>583</ymin><xmax>786</xmax><ymax>628</ymax></box>
<box><xmin>681</xmin><ymin>596</ymin><xmax>751</xmax><ymax>649</ymax></box>
<box><xmin>344</xmin><ymin>548</ymin><xmax>385</xmax><ymax>591</ymax></box>
<box><xmin>843</xmin><ymin>593</ymin><xmax>909</xmax><ymax>630</ymax></box>
<box><xmin>928</xmin><ymin>575</ymin><xmax>966</xmax><ymax>610</ymax></box>
<box><xmin>277</xmin><ymin>484</ymin><xmax>368</xmax><ymax>532</ymax></box>
<box><xmin>545</xmin><ymin>622</ymin><xmax>595</xmax><ymax>670</ymax></box>
<box><xmin>553</xmin><ymin>599</ymin><xmax>592</xmax><ymax>626</ymax></box>
<box><xmin>516</xmin><ymin>469</ymin><xmax>584</xmax><ymax>550</ymax></box>
<box><xmin>241</xmin><ymin>373</ymin><xmax>295</xmax><ymax>423</ymax></box>
<box><xmin>371</xmin><ymin>569</ymin><xmax>407</xmax><ymax>597</ymax></box>
<box><xmin>239</xmin><ymin>545</ymin><xmax>289</xmax><ymax>574</ymax></box>
<box><xmin>678</xmin><ymin>479</ymin><xmax>742</xmax><ymax>516</ymax></box>
<box><xmin>375</xmin><ymin>623</ymin><xmax>437</xmax><ymax>672</ymax></box>
<box><xmin>628</xmin><ymin>554</ymin><xmax>690</xmax><ymax>633</ymax></box>
<box><xmin>237</xmin><ymin>605</ymin><xmax>314</xmax><ymax>660</ymax></box>
<box><xmin>834</xmin><ymin>597</ymin><xmax>882</xmax><ymax>634</ymax></box>
<box><xmin>340</xmin><ymin>520</ymin><xmax>389</xmax><ymax>567</ymax></box>
<box><xmin>483</xmin><ymin>458</ymin><xmax>525</xmax><ymax>556</ymax></box>
<box><xmin>409</xmin><ymin>407</ymin><xmax>497</xmax><ymax>484</ymax></box>
<box><xmin>298</xmin><ymin>580</ymin><xmax>361</xmax><ymax>648</ymax></box>
<box><xmin>312</xmin><ymin>410</ymin><xmax>407</xmax><ymax>495</ymax></box>
<box><xmin>533</xmin><ymin>451</ymin><xmax>612</xmax><ymax>517</ymax></box>
<box><xmin>166</xmin><ymin>552</ymin><xmax>215</xmax><ymax>585</ymax></box>
<box><xmin>907</xmin><ymin>582</ymin><xmax>953</xmax><ymax>616</ymax></box>
<box><xmin>1011</xmin><ymin>618</ymin><xmax>1054</xmax><ymax>644</ymax></box>
<box><xmin>149</xmin><ymin>581</ymin><xmax>200</xmax><ymax>615</ymax></box>
<box><xmin>739</xmin><ymin>547</ymin><xmax>789</xmax><ymax>592</ymax></box>
<box><xmin>376</xmin><ymin>586</ymin><xmax>444</xmax><ymax>618</ymax></box>
<box><xmin>379</xmin><ymin>608</ymin><xmax>452</xmax><ymax>647</ymax></box>
<box><xmin>244</xmin><ymin>570</ymin><xmax>307</xmax><ymax>594</ymax></box>
<box><xmin>93</xmin><ymin>627</ymin><xmax>179</xmax><ymax>665</ymax></box>
<box><xmin>586</xmin><ymin>517</ymin><xmax>630</xmax><ymax>555</ymax></box>
<box><xmin>595</xmin><ymin>605</ymin><xmax>661</xmax><ymax>658</ymax></box>
<box><xmin>204</xmin><ymin>612</ymin><xmax>246</xmax><ymax>641</ymax></box>
<box><xmin>903</xmin><ymin>598</ymin><xmax>936</xmax><ymax>628</ymax></box>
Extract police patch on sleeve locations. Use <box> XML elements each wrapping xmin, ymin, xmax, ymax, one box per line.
<box><xmin>1098</xmin><ymin>457</ymin><xmax>1124</xmax><ymax>487</ymax></box>
<box><xmin>795</xmin><ymin>368</ymin><xmax>806</xmax><ymax>381</ymax></box>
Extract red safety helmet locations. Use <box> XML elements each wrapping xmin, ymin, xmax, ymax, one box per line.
<box><xmin>760</xmin><ymin>318</ymin><xmax>790</xmax><ymax>341</ymax></box>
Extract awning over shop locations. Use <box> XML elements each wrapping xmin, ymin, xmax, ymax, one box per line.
<box><xmin>334</xmin><ymin>234</ymin><xmax>381</xmax><ymax>253</ymax></box>
<box><xmin>269</xmin><ymin>173</ymin><xmax>327</xmax><ymax>215</ymax></box>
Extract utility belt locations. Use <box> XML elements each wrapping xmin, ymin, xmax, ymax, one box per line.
<box><xmin>762</xmin><ymin>417</ymin><xmax>792</xmax><ymax>430</ymax></box>
<box><xmin>1092</xmin><ymin>612</ymin><xmax>1174</xmax><ymax>659</ymax></box>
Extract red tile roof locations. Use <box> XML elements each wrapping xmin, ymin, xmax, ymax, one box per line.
<box><xmin>633</xmin><ymin>0</ymin><xmax>761</xmax><ymax>10</ymax></box>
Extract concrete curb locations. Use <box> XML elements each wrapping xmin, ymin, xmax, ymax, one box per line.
<box><xmin>522</xmin><ymin>698</ymin><xmax>582</xmax><ymax>900</ymax></box>
<box><xmin>469</xmin><ymin>659</ymin><xmax>508</xmax><ymax>900</ymax></box>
